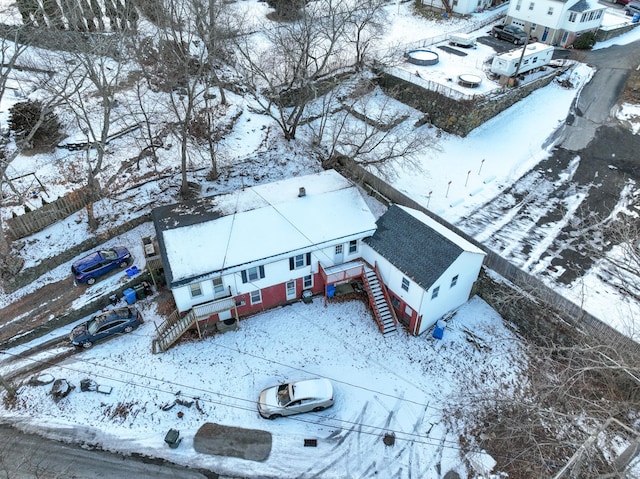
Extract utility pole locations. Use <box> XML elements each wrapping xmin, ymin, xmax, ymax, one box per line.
<box><xmin>512</xmin><ymin>26</ymin><xmax>533</xmax><ymax>83</ymax></box>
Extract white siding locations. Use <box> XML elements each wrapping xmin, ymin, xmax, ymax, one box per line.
<box><xmin>415</xmin><ymin>251</ymin><xmax>485</xmax><ymax>334</ymax></box>
<box><xmin>173</xmin><ymin>237</ymin><xmax>368</xmax><ymax>312</ymax></box>
<box><xmin>362</xmin><ymin>244</ymin><xmax>485</xmax><ymax>335</ymax></box>
<box><xmin>507</xmin><ymin>0</ymin><xmax>604</xmax><ymax>43</ymax></box>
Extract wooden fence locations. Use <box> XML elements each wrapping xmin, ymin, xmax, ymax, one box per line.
<box><xmin>338</xmin><ymin>158</ymin><xmax>640</xmax><ymax>356</ymax></box>
<box><xmin>7</xmin><ymin>186</ymin><xmax>93</xmax><ymax>240</ymax></box>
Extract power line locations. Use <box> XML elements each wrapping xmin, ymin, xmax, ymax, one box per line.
<box><xmin>0</xmin><ymin>345</ymin><xmax>535</xmax><ymax>467</ymax></box>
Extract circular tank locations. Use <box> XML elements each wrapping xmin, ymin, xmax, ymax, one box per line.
<box><xmin>406</xmin><ymin>49</ymin><xmax>439</xmax><ymax>66</ymax></box>
<box><xmin>457</xmin><ymin>74</ymin><xmax>482</xmax><ymax>88</ymax></box>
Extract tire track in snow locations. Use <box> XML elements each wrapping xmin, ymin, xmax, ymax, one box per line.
<box><xmin>458</xmin><ymin>153</ymin><xmax>582</xmax><ymax>273</ymax></box>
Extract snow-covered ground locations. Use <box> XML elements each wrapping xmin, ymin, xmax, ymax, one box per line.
<box><xmin>1</xmin><ymin>1</ymin><xmax>640</xmax><ymax>476</ymax></box>
<box><xmin>3</xmin><ymin>295</ymin><xmax>523</xmax><ymax>478</ymax></box>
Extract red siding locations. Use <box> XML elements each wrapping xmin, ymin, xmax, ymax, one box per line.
<box><xmin>388</xmin><ymin>291</ymin><xmax>419</xmax><ymax>335</ymax></box>
<box><xmin>232</xmin><ymin>272</ymin><xmax>325</xmax><ymax>318</ymax></box>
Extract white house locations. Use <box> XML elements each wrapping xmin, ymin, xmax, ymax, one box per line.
<box><xmin>505</xmin><ymin>0</ymin><xmax>605</xmax><ymax>47</ymax></box>
<box><xmin>152</xmin><ymin>170</ymin><xmax>486</xmax><ymax>342</ymax></box>
<box><xmin>362</xmin><ymin>204</ymin><xmax>486</xmax><ymax>335</ymax></box>
<box><xmin>152</xmin><ymin>169</ymin><xmax>377</xmax><ymax>316</ymax></box>
<box><xmin>418</xmin><ymin>0</ymin><xmax>492</xmax><ymax>16</ymax></box>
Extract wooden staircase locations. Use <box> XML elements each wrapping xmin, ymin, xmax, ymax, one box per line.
<box><xmin>152</xmin><ymin>309</ymin><xmax>199</xmax><ymax>354</ymax></box>
<box><xmin>152</xmin><ymin>296</ymin><xmax>237</xmax><ymax>353</ymax></box>
<box><xmin>363</xmin><ymin>266</ymin><xmax>398</xmax><ymax>336</ymax></box>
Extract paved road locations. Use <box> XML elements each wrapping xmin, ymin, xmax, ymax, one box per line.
<box><xmin>0</xmin><ymin>423</ymin><xmax>216</xmax><ymax>478</ymax></box>
<box><xmin>560</xmin><ymin>41</ymin><xmax>640</xmax><ymax>150</ymax></box>
<box><xmin>458</xmin><ymin>40</ymin><xmax>640</xmax><ymax>284</ymax></box>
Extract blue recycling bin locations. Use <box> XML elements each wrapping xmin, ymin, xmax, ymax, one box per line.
<box><xmin>433</xmin><ymin>320</ymin><xmax>446</xmax><ymax>339</ymax></box>
<box><xmin>123</xmin><ymin>287</ymin><xmax>137</xmax><ymax>304</ymax></box>
<box><xmin>126</xmin><ymin>265</ymin><xmax>140</xmax><ymax>277</ymax></box>
<box><xmin>327</xmin><ymin>284</ymin><xmax>336</xmax><ymax>297</ymax></box>
<box><xmin>633</xmin><ymin>13</ymin><xmax>640</xmax><ymax>23</ymax></box>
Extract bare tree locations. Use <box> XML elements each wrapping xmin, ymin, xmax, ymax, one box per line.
<box><xmin>133</xmin><ymin>0</ymin><xmax>232</xmax><ymax>197</ymax></box>
<box><xmin>307</xmin><ymin>78</ymin><xmax>431</xmax><ymax>176</ymax></box>
<box><xmin>454</xmin><ymin>271</ymin><xmax>640</xmax><ymax>477</ymax></box>
<box><xmin>346</xmin><ymin>0</ymin><xmax>386</xmax><ymax>70</ymax></box>
<box><xmin>0</xmin><ymin>26</ymin><xmax>37</xmax><ymax>279</ymax></box>
<box><xmin>39</xmin><ymin>34</ymin><xmax>132</xmax><ymax>230</ymax></box>
<box><xmin>233</xmin><ymin>0</ymin><xmax>364</xmax><ymax>141</ymax></box>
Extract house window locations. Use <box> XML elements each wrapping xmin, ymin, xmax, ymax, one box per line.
<box><xmin>450</xmin><ymin>275</ymin><xmax>459</xmax><ymax>288</ymax></box>
<box><xmin>303</xmin><ymin>275</ymin><xmax>313</xmax><ymax>289</ymax></box>
<box><xmin>390</xmin><ymin>295</ymin><xmax>400</xmax><ymax>309</ymax></box>
<box><xmin>213</xmin><ymin>277</ymin><xmax>225</xmax><ymax>295</ymax></box>
<box><xmin>452</xmin><ymin>0</ymin><xmax>458</xmax><ymax>5</ymax></box>
<box><xmin>569</xmin><ymin>12</ymin><xmax>577</xmax><ymax>22</ymax></box>
<box><xmin>405</xmin><ymin>304</ymin><xmax>414</xmax><ymax>317</ymax></box>
<box><xmin>348</xmin><ymin>240</ymin><xmax>358</xmax><ymax>254</ymax></box>
<box><xmin>580</xmin><ymin>13</ymin><xmax>588</xmax><ymax>22</ymax></box>
<box><xmin>547</xmin><ymin>6</ymin><xmax>553</xmax><ymax>14</ymax></box>
<box><xmin>528</xmin><ymin>2</ymin><xmax>534</xmax><ymax>10</ymax></box>
<box><xmin>401</xmin><ymin>277</ymin><xmax>410</xmax><ymax>292</ymax></box>
<box><xmin>289</xmin><ymin>253</ymin><xmax>311</xmax><ymax>270</ymax></box>
<box><xmin>235</xmin><ymin>299</ymin><xmax>246</xmax><ymax>307</ymax></box>
<box><xmin>242</xmin><ymin>265</ymin><xmax>265</xmax><ymax>283</ymax></box>
<box><xmin>250</xmin><ymin>290</ymin><xmax>262</xmax><ymax>305</ymax></box>
<box><xmin>515</xmin><ymin>0</ymin><xmax>521</xmax><ymax>9</ymax></box>
<box><xmin>189</xmin><ymin>283</ymin><xmax>202</xmax><ymax>297</ymax></box>
<box><xmin>589</xmin><ymin>11</ymin><xmax>595</xmax><ymax>20</ymax></box>
<box><xmin>431</xmin><ymin>286</ymin><xmax>440</xmax><ymax>300</ymax></box>
<box><xmin>335</xmin><ymin>244</ymin><xmax>343</xmax><ymax>254</ymax></box>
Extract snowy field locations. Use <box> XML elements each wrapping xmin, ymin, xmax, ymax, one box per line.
<box><xmin>1</xmin><ymin>295</ymin><xmax>523</xmax><ymax>478</ymax></box>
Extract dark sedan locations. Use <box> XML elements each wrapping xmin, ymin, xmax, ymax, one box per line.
<box><xmin>70</xmin><ymin>307</ymin><xmax>143</xmax><ymax>348</ymax></box>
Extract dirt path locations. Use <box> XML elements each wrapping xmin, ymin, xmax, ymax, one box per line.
<box><xmin>0</xmin><ymin>277</ymin><xmax>82</xmax><ymax>346</ymax></box>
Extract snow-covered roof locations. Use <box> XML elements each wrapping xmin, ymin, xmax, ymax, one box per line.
<box><xmin>365</xmin><ymin>204</ymin><xmax>485</xmax><ymax>291</ymax></box>
<box><xmin>153</xmin><ymin>170</ymin><xmax>377</xmax><ymax>286</ymax></box>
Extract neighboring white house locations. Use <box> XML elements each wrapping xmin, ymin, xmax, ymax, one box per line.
<box><xmin>362</xmin><ymin>204</ymin><xmax>486</xmax><ymax>335</ymax></box>
<box><xmin>505</xmin><ymin>0</ymin><xmax>606</xmax><ymax>47</ymax></box>
<box><xmin>152</xmin><ymin>170</ymin><xmax>486</xmax><ymax>337</ymax></box>
<box><xmin>418</xmin><ymin>0</ymin><xmax>492</xmax><ymax>16</ymax></box>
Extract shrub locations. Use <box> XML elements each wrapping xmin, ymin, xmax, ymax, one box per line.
<box><xmin>266</xmin><ymin>0</ymin><xmax>306</xmax><ymax>20</ymax></box>
<box><xmin>8</xmin><ymin>101</ymin><xmax>62</xmax><ymax>150</ymax></box>
<box><xmin>573</xmin><ymin>31</ymin><xmax>596</xmax><ymax>50</ymax></box>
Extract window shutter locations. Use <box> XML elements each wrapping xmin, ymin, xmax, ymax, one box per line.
<box><xmin>241</xmin><ymin>270</ymin><xmax>247</xmax><ymax>283</ymax></box>
<box><xmin>259</xmin><ymin>265</ymin><xmax>265</xmax><ymax>279</ymax></box>
<box><xmin>306</xmin><ymin>252</ymin><xmax>311</xmax><ymax>265</ymax></box>
<box><xmin>289</xmin><ymin>257</ymin><xmax>294</xmax><ymax>270</ymax></box>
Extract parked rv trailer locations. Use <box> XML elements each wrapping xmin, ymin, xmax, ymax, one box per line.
<box><xmin>490</xmin><ymin>42</ymin><xmax>554</xmax><ymax>77</ymax></box>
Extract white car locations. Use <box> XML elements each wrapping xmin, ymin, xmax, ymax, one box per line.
<box><xmin>258</xmin><ymin>378</ymin><xmax>334</xmax><ymax>419</ymax></box>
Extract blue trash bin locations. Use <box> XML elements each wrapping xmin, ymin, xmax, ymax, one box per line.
<box><xmin>433</xmin><ymin>320</ymin><xmax>446</xmax><ymax>339</ymax></box>
<box><xmin>633</xmin><ymin>13</ymin><xmax>640</xmax><ymax>23</ymax></box>
<box><xmin>327</xmin><ymin>284</ymin><xmax>336</xmax><ymax>297</ymax></box>
<box><xmin>123</xmin><ymin>288</ymin><xmax>137</xmax><ymax>304</ymax></box>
